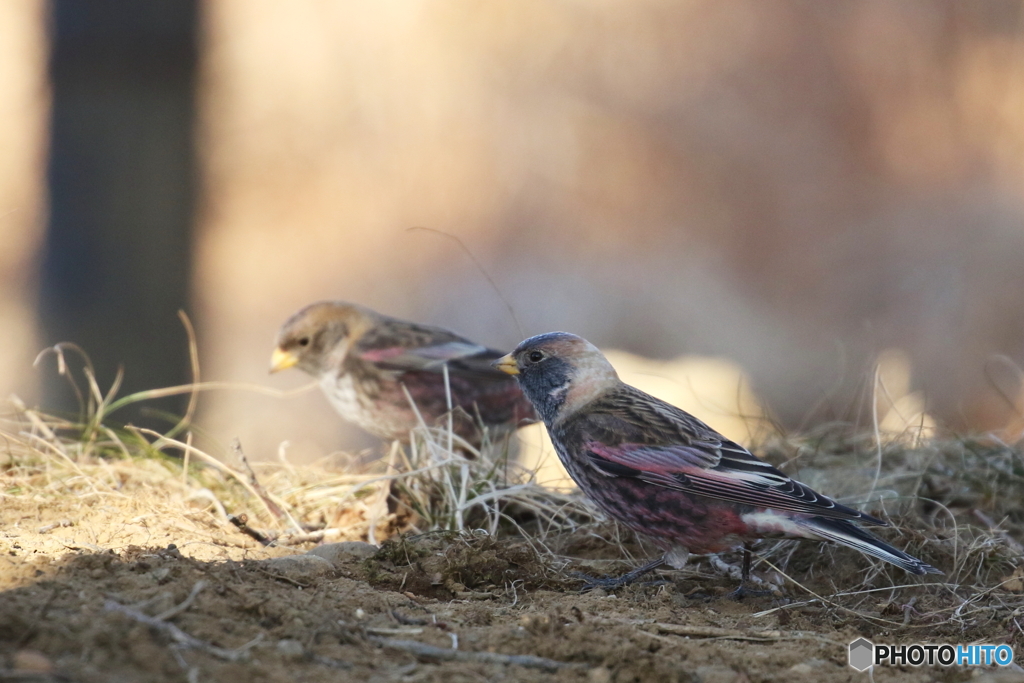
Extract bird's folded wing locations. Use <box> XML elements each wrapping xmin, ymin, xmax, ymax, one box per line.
<box><xmin>359</xmin><ymin>341</ymin><xmax>510</xmax><ymax>379</ymax></box>
<box><xmin>585</xmin><ymin>441</ymin><xmax>886</xmax><ymax>525</ymax></box>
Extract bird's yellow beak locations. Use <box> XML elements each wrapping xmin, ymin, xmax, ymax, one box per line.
<box><xmin>493</xmin><ymin>353</ymin><xmax>519</xmax><ymax>375</ymax></box>
<box><xmin>270</xmin><ymin>347</ymin><xmax>299</xmax><ymax>373</ymax></box>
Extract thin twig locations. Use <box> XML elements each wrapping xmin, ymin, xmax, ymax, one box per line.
<box><xmin>104</xmin><ymin>599</ymin><xmax>262</xmax><ymax>661</ymax></box>
<box><xmin>152</xmin><ymin>311</ymin><xmax>201</xmax><ymax>449</ymax></box>
<box><xmin>154</xmin><ymin>580</ymin><xmax>207</xmax><ymax>621</ymax></box>
<box><xmin>646</xmin><ymin>622</ymin><xmax>842</xmax><ymax>645</ymax></box>
<box><xmin>370</xmin><ymin>637</ymin><xmax>586</xmax><ymax>671</ymax></box>
<box><xmin>232</xmin><ymin>438</ymin><xmax>300</xmax><ymax>529</ymax></box>
<box><xmin>406</xmin><ymin>226</ymin><xmax>524</xmax><ymax>339</ymax></box>
<box><xmin>228</xmin><ymin>514</ymin><xmax>271</xmax><ymax>546</ymax></box>
<box><xmin>181</xmin><ymin>431</ymin><xmax>193</xmax><ymax>490</ymax></box>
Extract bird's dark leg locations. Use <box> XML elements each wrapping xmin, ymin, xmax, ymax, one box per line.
<box><xmin>572</xmin><ymin>556</ymin><xmax>668</xmax><ymax>593</ymax></box>
<box><xmin>723</xmin><ymin>543</ymin><xmax>773</xmax><ymax>600</ymax></box>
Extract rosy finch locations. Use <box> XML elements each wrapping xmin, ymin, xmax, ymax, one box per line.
<box><xmin>272</xmin><ymin>302</ymin><xmax>535</xmax><ymax>448</ymax></box>
<box><xmin>494</xmin><ymin>332</ymin><xmax>940</xmax><ymax>589</ymax></box>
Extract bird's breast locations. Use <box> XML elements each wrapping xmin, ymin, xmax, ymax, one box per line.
<box><xmin>320</xmin><ymin>372</ymin><xmax>367</xmax><ymax>420</ymax></box>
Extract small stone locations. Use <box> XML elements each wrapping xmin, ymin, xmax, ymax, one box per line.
<box><xmin>306</xmin><ymin>541</ymin><xmax>377</xmax><ymax>566</ymax></box>
<box><xmin>787</xmin><ymin>663</ymin><xmax>813</xmax><ymax>675</ymax></box>
<box><xmin>587</xmin><ymin>666</ymin><xmax>612</xmax><ymax>683</ymax></box>
<box><xmin>261</xmin><ymin>554</ymin><xmax>333</xmax><ymax>582</ymax></box>
<box><xmin>276</xmin><ymin>639</ymin><xmax>304</xmax><ymax>660</ymax></box>
<box><xmin>13</xmin><ymin>650</ymin><xmax>52</xmax><ymax>673</ymax></box>
<box><xmin>151</xmin><ymin>567</ymin><xmax>171</xmax><ymax>583</ymax></box>
<box><xmin>695</xmin><ymin>665</ymin><xmax>742</xmax><ymax>683</ymax></box>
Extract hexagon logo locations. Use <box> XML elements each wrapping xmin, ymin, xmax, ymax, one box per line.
<box><xmin>849</xmin><ymin>638</ymin><xmax>874</xmax><ymax>671</ymax></box>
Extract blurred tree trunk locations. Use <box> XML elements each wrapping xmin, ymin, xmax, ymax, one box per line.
<box><xmin>40</xmin><ymin>1</ymin><xmax>198</xmax><ymax>428</ymax></box>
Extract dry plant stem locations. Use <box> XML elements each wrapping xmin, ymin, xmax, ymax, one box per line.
<box><xmin>228</xmin><ymin>514</ymin><xmax>271</xmax><ymax>546</ymax></box>
<box><xmin>33</xmin><ymin>342</ymin><xmax>93</xmax><ymax>421</ymax></box>
<box><xmin>232</xmin><ymin>438</ymin><xmax>301</xmax><ymax>530</ymax></box>
<box><xmin>135</xmin><ymin>429</ymin><xmax>292</xmax><ymax>527</ymax></box>
<box><xmin>973</xmin><ymin>509</ymin><xmax>1024</xmax><ymax>554</ymax></box>
<box><xmin>154</xmin><ymin>580</ymin><xmax>207</xmax><ymax>621</ymax></box>
<box><xmin>644</xmin><ymin>623</ymin><xmax>842</xmax><ymax>645</ymax></box>
<box><xmin>368</xmin><ymin>441</ymin><xmax>401</xmax><ymax>545</ymax></box>
<box><xmin>275</xmin><ymin>530</ymin><xmax>332</xmax><ymax>545</ymax></box>
<box><xmin>751</xmin><ymin>582</ymin><xmax>945</xmax><ymax>618</ymax></box>
<box><xmin>369</xmin><ymin>637</ymin><xmax>587</xmax><ymax>672</ymax></box>
<box><xmin>309</xmin><ymin>655</ymin><xmax>353</xmax><ymax>670</ymax></box>
<box><xmin>181</xmin><ymin>431</ymin><xmax>192</xmax><ymax>489</ymax></box>
<box><xmin>868</xmin><ymin>362</ymin><xmax>884</xmax><ymax>503</ymax></box>
<box><xmin>152</xmin><ymin>310</ymin><xmax>200</xmax><ymax>450</ymax></box>
<box><xmin>754</xmin><ymin>557</ymin><xmax>945</xmax><ymax>630</ymax></box>
<box><xmin>105</xmin><ymin>379</ymin><xmax>320</xmax><ymax>416</ymax></box>
<box><xmin>407</xmin><ymin>226</ymin><xmax>525</xmax><ymax>339</ymax></box>
<box><xmin>104</xmin><ymin>600</ymin><xmax>262</xmax><ymax>662</ymax></box>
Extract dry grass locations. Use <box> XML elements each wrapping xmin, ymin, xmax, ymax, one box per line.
<box><xmin>3</xmin><ymin>332</ymin><xmax>1023</xmax><ymax>651</ymax></box>
<box><xmin>2</xmin><ymin>332</ymin><xmax>597</xmax><ymax>559</ymax></box>
<box><xmin>737</xmin><ymin>424</ymin><xmax>1024</xmax><ymax>644</ymax></box>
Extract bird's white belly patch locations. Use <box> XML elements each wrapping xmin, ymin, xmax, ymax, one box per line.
<box><xmin>321</xmin><ymin>373</ymin><xmax>362</xmax><ymax>420</ymax></box>
<box><xmin>320</xmin><ymin>372</ymin><xmax>416</xmax><ymax>438</ymax></box>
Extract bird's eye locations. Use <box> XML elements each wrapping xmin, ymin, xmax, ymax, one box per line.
<box><xmin>298</xmin><ymin>337</ymin><xmax>310</xmax><ymax>347</ymax></box>
<box><xmin>527</xmin><ymin>350</ymin><xmax>544</xmax><ymax>363</ymax></box>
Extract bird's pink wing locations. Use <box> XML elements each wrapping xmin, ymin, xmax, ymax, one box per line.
<box><xmin>585</xmin><ymin>440</ymin><xmax>885</xmax><ymax>524</ymax></box>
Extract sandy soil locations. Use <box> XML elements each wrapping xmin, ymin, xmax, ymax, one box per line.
<box><xmin>1</xmin><ymin>478</ymin><xmax>1020</xmax><ymax>683</ymax></box>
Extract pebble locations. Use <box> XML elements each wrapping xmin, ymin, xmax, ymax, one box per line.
<box><xmin>260</xmin><ymin>554</ymin><xmax>333</xmax><ymax>582</ymax></box>
<box><xmin>13</xmin><ymin>650</ymin><xmax>53</xmax><ymax>673</ymax></box>
<box><xmin>694</xmin><ymin>665</ymin><xmax>743</xmax><ymax>683</ymax></box>
<box><xmin>276</xmin><ymin>639</ymin><xmax>304</xmax><ymax>660</ymax></box>
<box><xmin>306</xmin><ymin>541</ymin><xmax>377</xmax><ymax>566</ymax></box>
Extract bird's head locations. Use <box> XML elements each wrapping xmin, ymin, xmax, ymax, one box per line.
<box><xmin>271</xmin><ymin>301</ymin><xmax>373</xmax><ymax>376</ymax></box>
<box><xmin>493</xmin><ymin>332</ymin><xmax>619</xmax><ymax>423</ymax></box>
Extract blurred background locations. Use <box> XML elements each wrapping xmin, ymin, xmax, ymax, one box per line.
<box><xmin>4</xmin><ymin>1</ymin><xmax>1024</xmax><ymax>465</ymax></box>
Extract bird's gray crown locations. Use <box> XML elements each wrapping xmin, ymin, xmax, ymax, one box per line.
<box><xmin>512</xmin><ymin>331</ymin><xmax>582</xmax><ymax>354</ymax></box>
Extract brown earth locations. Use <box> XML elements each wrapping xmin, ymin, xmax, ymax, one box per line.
<box><xmin>1</xmin><ymin>483</ymin><xmax>1021</xmax><ymax>683</ymax></box>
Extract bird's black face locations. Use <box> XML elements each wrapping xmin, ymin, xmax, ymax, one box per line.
<box><xmin>507</xmin><ymin>337</ymin><xmax>577</xmax><ymax>424</ymax></box>
<box><xmin>495</xmin><ymin>331</ymin><xmax>617</xmax><ymax>422</ymax></box>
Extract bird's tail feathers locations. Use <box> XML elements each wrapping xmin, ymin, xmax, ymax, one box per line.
<box><xmin>800</xmin><ymin>516</ymin><xmax>942</xmax><ymax>576</ymax></box>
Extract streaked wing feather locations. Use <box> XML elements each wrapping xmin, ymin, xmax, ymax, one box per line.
<box><xmin>357</xmin><ymin>331</ymin><xmax>511</xmax><ymax>381</ymax></box>
<box><xmin>577</xmin><ymin>386</ymin><xmax>885</xmax><ymax>525</ymax></box>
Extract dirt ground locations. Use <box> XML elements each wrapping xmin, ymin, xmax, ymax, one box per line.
<box><xmin>1</xmin><ymin>398</ymin><xmax>1023</xmax><ymax>683</ymax></box>
<box><xmin>1</xmin><ymin>479</ymin><xmax>1021</xmax><ymax>683</ymax></box>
